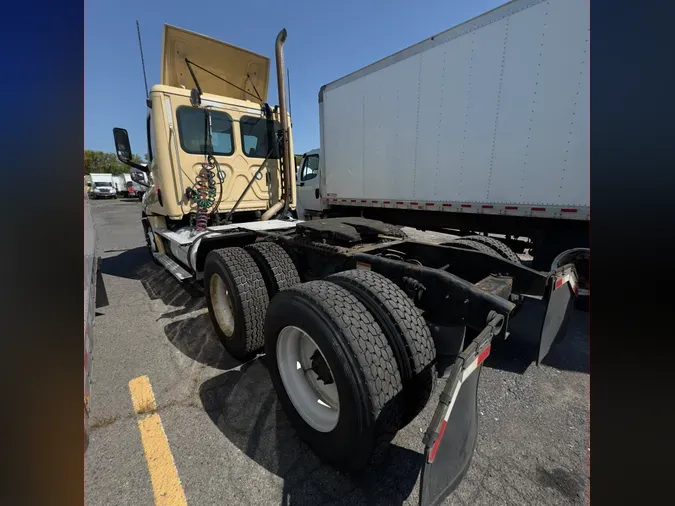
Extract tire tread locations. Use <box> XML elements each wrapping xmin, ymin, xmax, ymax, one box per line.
<box><xmin>245</xmin><ymin>241</ymin><xmax>300</xmax><ymax>297</ymax></box>
<box><xmin>448</xmin><ymin>238</ymin><xmax>501</xmax><ymax>258</ymax></box>
<box><xmin>460</xmin><ymin>235</ymin><xmax>522</xmax><ymax>264</ymax></box>
<box><xmin>207</xmin><ymin>247</ymin><xmax>268</xmax><ymax>357</ymax></box>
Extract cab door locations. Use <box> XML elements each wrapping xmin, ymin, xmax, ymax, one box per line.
<box><xmin>296</xmin><ymin>151</ymin><xmax>321</xmax><ymax>219</ymax></box>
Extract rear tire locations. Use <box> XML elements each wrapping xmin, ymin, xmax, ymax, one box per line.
<box><xmin>445</xmin><ymin>239</ymin><xmax>501</xmax><ymax>258</ymax></box>
<box><xmin>204</xmin><ymin>247</ymin><xmax>268</xmax><ymax>360</ymax></box>
<box><xmin>459</xmin><ymin>235</ymin><xmax>521</xmax><ymax>264</ymax></box>
<box><xmin>264</xmin><ymin>281</ymin><xmax>403</xmax><ymax>471</ymax></box>
<box><xmin>245</xmin><ymin>241</ymin><xmax>300</xmax><ymax>299</ymax></box>
<box><xmin>326</xmin><ymin>269</ymin><xmax>436</xmax><ymax>428</ymax></box>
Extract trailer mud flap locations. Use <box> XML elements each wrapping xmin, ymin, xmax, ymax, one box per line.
<box><xmin>419</xmin><ymin>316</ymin><xmax>500</xmax><ymax>506</ymax></box>
<box><xmin>537</xmin><ymin>268</ymin><xmax>578</xmax><ymax>365</ymax></box>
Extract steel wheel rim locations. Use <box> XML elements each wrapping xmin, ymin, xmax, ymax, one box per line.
<box><xmin>276</xmin><ymin>325</ymin><xmax>340</xmax><ymax>432</ymax></box>
<box><xmin>209</xmin><ymin>273</ymin><xmax>235</xmax><ymax>337</ymax></box>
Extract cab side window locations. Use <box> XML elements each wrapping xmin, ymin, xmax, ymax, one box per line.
<box><xmin>301</xmin><ymin>155</ymin><xmax>319</xmax><ymax>181</ymax></box>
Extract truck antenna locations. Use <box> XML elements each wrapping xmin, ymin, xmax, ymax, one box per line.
<box><xmin>136</xmin><ymin>20</ymin><xmax>149</xmax><ymax>100</ymax></box>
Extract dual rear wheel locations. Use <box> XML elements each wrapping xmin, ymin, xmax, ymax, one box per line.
<box><xmin>203</xmin><ymin>243</ymin><xmax>437</xmax><ymax>471</ymax></box>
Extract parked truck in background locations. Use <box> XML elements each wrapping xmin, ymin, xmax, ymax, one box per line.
<box><xmin>86</xmin><ymin>173</ymin><xmax>117</xmax><ymax>199</ymax></box>
<box><xmin>112</xmin><ymin>174</ymin><xmax>126</xmax><ymax>197</ymax></box>
<box><xmin>297</xmin><ymin>0</ymin><xmax>589</xmax><ymax>304</ymax></box>
<box><xmin>112</xmin><ymin>18</ymin><xmax>579</xmax><ymax>506</ymax></box>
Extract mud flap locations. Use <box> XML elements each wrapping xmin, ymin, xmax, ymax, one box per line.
<box><xmin>419</xmin><ymin>364</ymin><xmax>481</xmax><ymax>506</ymax></box>
<box><xmin>419</xmin><ymin>315</ymin><xmax>501</xmax><ymax>506</ymax></box>
<box><xmin>537</xmin><ymin>266</ymin><xmax>578</xmax><ymax>365</ymax></box>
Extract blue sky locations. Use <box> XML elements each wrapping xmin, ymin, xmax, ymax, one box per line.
<box><xmin>85</xmin><ymin>0</ymin><xmax>505</xmax><ymax>156</ymax></box>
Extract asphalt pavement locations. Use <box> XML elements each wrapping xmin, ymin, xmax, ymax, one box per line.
<box><xmin>85</xmin><ymin>198</ymin><xmax>589</xmax><ymax>506</ymax></box>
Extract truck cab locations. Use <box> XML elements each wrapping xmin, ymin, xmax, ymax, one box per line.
<box><xmin>296</xmin><ymin>148</ymin><xmax>321</xmax><ymax>219</ymax></box>
<box><xmin>86</xmin><ymin>173</ymin><xmax>117</xmax><ymax>199</ymax></box>
<box><xmin>113</xmin><ymin>25</ymin><xmax>295</xmax><ymax>237</ymax></box>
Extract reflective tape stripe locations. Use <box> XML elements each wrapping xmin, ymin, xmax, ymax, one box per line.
<box><xmin>428</xmin><ymin>344</ymin><xmax>491</xmax><ymax>463</ymax></box>
<box><xmin>555</xmin><ymin>273</ymin><xmax>578</xmax><ymax>295</ymax></box>
<box><xmin>322</xmin><ymin>198</ymin><xmax>588</xmax><ymax>220</ymax></box>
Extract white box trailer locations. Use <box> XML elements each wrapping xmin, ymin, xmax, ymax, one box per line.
<box><xmin>299</xmin><ymin>0</ymin><xmax>589</xmax><ymax>272</ymax></box>
<box><xmin>112</xmin><ymin>174</ymin><xmax>128</xmax><ymax>196</ymax></box>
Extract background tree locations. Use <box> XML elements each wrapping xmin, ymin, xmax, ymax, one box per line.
<box><xmin>84</xmin><ymin>150</ymin><xmax>145</xmax><ymax>174</ymax></box>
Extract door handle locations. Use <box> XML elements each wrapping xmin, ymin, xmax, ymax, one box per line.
<box><xmin>315</xmin><ymin>188</ymin><xmax>320</xmax><ymax>199</ymax></box>
<box><xmin>299</xmin><ymin>182</ymin><xmax>305</xmax><ymax>187</ymax></box>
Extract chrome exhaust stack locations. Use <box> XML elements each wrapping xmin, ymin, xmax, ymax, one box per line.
<box><xmin>274</xmin><ymin>28</ymin><xmax>292</xmax><ymax>217</ymax></box>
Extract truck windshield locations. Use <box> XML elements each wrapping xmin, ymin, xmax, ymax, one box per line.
<box><xmin>240</xmin><ymin>116</ymin><xmax>281</xmax><ymax>159</ymax></box>
<box><xmin>176</xmin><ymin>106</ymin><xmax>234</xmax><ymax>156</ymax></box>
<box><xmin>94</xmin><ymin>182</ymin><xmax>112</xmax><ymax>188</ymax></box>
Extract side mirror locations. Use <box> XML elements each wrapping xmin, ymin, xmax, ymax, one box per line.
<box><xmin>130</xmin><ymin>171</ymin><xmax>146</xmax><ymax>184</ymax></box>
<box><xmin>112</xmin><ymin>127</ymin><xmax>147</xmax><ymax>172</ymax></box>
<box><xmin>113</xmin><ymin>128</ymin><xmax>132</xmax><ymax>162</ymax></box>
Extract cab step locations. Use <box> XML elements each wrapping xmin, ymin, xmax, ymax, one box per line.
<box><xmin>152</xmin><ymin>252</ymin><xmax>192</xmax><ymax>281</ymax></box>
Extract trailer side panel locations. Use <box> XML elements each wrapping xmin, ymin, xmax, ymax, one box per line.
<box><xmin>319</xmin><ymin>0</ymin><xmax>589</xmax><ymax>210</ymax></box>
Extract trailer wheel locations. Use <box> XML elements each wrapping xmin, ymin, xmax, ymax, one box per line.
<box><xmin>327</xmin><ymin>269</ymin><xmax>437</xmax><ymax>428</ymax></box>
<box><xmin>265</xmin><ymin>281</ymin><xmax>403</xmax><ymax>471</ymax></box>
<box><xmin>459</xmin><ymin>235</ymin><xmax>521</xmax><ymax>264</ymax></box>
<box><xmin>446</xmin><ymin>239</ymin><xmax>501</xmax><ymax>258</ymax></box>
<box><xmin>245</xmin><ymin>241</ymin><xmax>300</xmax><ymax>298</ymax></box>
<box><xmin>204</xmin><ymin>247</ymin><xmax>268</xmax><ymax>360</ymax></box>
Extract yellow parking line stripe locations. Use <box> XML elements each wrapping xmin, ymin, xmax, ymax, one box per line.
<box><xmin>129</xmin><ymin>376</ymin><xmax>157</xmax><ymax>414</ymax></box>
<box><xmin>129</xmin><ymin>376</ymin><xmax>188</xmax><ymax>506</ymax></box>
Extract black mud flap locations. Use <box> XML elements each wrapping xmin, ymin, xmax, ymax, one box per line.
<box><xmin>537</xmin><ymin>265</ymin><xmax>578</xmax><ymax>364</ymax></box>
<box><xmin>419</xmin><ymin>363</ymin><xmax>481</xmax><ymax>506</ymax></box>
<box><xmin>419</xmin><ymin>315</ymin><xmax>502</xmax><ymax>506</ymax></box>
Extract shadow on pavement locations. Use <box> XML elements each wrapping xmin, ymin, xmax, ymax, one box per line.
<box><xmin>99</xmin><ymin>247</ymin><xmax>151</xmax><ymax>280</ymax></box>
<box><xmin>101</xmin><ymin>247</ymin><xmax>237</xmax><ymax>370</ymax></box>
<box><xmin>100</xmin><ymin>246</ymin><xmax>203</xmax><ymax>307</ymax></box>
<box><xmin>164</xmin><ymin>312</ymin><xmax>240</xmax><ymax>370</ymax></box>
<box><xmin>200</xmin><ymin>359</ymin><xmax>422</xmax><ymax>506</ymax></box>
<box><xmin>485</xmin><ymin>297</ymin><xmax>589</xmax><ymax>375</ymax></box>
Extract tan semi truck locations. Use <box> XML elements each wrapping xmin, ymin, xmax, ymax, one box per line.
<box><xmin>113</xmin><ymin>25</ymin><xmax>579</xmax><ymax>506</ymax></box>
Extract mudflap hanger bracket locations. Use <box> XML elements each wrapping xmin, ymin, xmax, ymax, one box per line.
<box><xmin>419</xmin><ymin>311</ymin><xmax>503</xmax><ymax>506</ymax></box>
<box><xmin>418</xmin><ymin>265</ymin><xmax>578</xmax><ymax>506</ymax></box>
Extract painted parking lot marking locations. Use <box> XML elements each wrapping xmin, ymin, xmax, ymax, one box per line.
<box><xmin>129</xmin><ymin>375</ymin><xmax>188</xmax><ymax>506</ymax></box>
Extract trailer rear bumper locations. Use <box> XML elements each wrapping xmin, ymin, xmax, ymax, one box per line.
<box><xmin>419</xmin><ymin>267</ymin><xmax>578</xmax><ymax>506</ymax></box>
